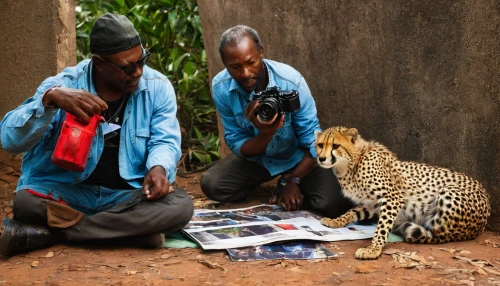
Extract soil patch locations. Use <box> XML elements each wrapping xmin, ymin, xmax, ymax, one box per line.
<box><xmin>0</xmin><ymin>164</ymin><xmax>499</xmax><ymax>285</ymax></box>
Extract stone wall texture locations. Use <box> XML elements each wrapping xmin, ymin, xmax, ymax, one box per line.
<box><xmin>197</xmin><ymin>0</ymin><xmax>500</xmax><ymax>231</ymax></box>
<box><xmin>0</xmin><ymin>0</ymin><xmax>75</xmax><ymax>165</ymax></box>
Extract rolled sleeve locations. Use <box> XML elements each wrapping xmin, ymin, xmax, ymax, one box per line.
<box><xmin>0</xmin><ymin>78</ymin><xmax>61</xmax><ymax>154</ymax></box>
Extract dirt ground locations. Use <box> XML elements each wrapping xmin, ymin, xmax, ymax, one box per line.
<box><xmin>0</xmin><ymin>161</ymin><xmax>499</xmax><ymax>286</ymax></box>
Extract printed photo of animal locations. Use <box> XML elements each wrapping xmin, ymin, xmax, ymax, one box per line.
<box><xmin>314</xmin><ymin>126</ymin><xmax>491</xmax><ymax>260</ymax></box>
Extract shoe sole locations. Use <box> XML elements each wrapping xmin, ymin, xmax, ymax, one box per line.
<box><xmin>0</xmin><ymin>218</ymin><xmax>14</xmax><ymax>258</ymax></box>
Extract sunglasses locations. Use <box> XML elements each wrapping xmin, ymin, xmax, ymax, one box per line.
<box><xmin>99</xmin><ymin>49</ymin><xmax>151</xmax><ymax>75</ymax></box>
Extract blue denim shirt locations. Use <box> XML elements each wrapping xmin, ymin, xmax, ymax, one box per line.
<box><xmin>0</xmin><ymin>59</ymin><xmax>181</xmax><ymax>191</ymax></box>
<box><xmin>212</xmin><ymin>59</ymin><xmax>321</xmax><ymax>176</ymax></box>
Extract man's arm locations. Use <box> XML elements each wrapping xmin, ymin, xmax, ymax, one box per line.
<box><xmin>279</xmin><ymin>152</ymin><xmax>317</xmax><ymax>211</ymax></box>
<box><xmin>0</xmin><ymin>78</ymin><xmax>106</xmax><ymax>154</ymax></box>
<box><xmin>145</xmin><ymin>81</ymin><xmax>182</xmax><ymax>185</ymax></box>
<box><xmin>142</xmin><ymin>81</ymin><xmax>181</xmax><ymax>200</ymax></box>
<box><xmin>211</xmin><ymin>83</ymin><xmax>255</xmax><ymax>158</ymax></box>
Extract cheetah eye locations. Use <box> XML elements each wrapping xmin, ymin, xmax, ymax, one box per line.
<box><xmin>332</xmin><ymin>144</ymin><xmax>340</xmax><ymax>150</ymax></box>
<box><xmin>317</xmin><ymin>143</ymin><xmax>323</xmax><ymax>148</ymax></box>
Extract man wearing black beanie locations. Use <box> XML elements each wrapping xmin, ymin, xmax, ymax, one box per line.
<box><xmin>0</xmin><ymin>13</ymin><xmax>194</xmax><ymax>257</ymax></box>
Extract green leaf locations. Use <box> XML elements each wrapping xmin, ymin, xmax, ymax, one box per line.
<box><xmin>173</xmin><ymin>53</ymin><xmax>190</xmax><ymax>72</ymax></box>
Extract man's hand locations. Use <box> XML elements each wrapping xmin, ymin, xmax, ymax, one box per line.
<box><xmin>244</xmin><ymin>101</ymin><xmax>284</xmax><ymax>135</ymax></box>
<box><xmin>43</xmin><ymin>87</ymin><xmax>108</xmax><ymax>123</ymax></box>
<box><xmin>142</xmin><ymin>165</ymin><xmax>173</xmax><ymax>200</ymax></box>
<box><xmin>280</xmin><ymin>183</ymin><xmax>304</xmax><ymax>211</ymax></box>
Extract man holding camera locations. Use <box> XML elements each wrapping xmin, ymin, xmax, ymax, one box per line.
<box><xmin>0</xmin><ymin>13</ymin><xmax>193</xmax><ymax>257</ymax></box>
<box><xmin>201</xmin><ymin>25</ymin><xmax>353</xmax><ymax>218</ymax></box>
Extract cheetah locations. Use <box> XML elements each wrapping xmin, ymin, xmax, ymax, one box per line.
<box><xmin>315</xmin><ymin>126</ymin><xmax>491</xmax><ymax>260</ymax></box>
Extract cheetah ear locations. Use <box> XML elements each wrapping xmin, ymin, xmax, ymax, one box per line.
<box><xmin>345</xmin><ymin>128</ymin><xmax>358</xmax><ymax>144</ymax></box>
<box><xmin>314</xmin><ymin>131</ymin><xmax>321</xmax><ymax>140</ymax></box>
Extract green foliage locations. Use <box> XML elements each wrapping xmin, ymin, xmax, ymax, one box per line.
<box><xmin>76</xmin><ymin>0</ymin><xmax>220</xmax><ymax>170</ymax></box>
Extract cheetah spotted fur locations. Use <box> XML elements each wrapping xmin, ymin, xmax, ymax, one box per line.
<box><xmin>315</xmin><ymin>126</ymin><xmax>491</xmax><ymax>260</ymax></box>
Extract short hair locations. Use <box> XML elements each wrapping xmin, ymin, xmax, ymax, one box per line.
<box><xmin>219</xmin><ymin>25</ymin><xmax>262</xmax><ymax>63</ymax></box>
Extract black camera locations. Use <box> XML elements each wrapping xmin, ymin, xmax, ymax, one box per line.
<box><xmin>254</xmin><ymin>86</ymin><xmax>300</xmax><ymax>124</ymax></box>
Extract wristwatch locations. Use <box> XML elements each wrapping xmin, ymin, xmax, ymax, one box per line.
<box><xmin>287</xmin><ymin>176</ymin><xmax>301</xmax><ymax>185</ymax></box>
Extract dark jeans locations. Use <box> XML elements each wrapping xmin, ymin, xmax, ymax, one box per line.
<box><xmin>12</xmin><ymin>187</ymin><xmax>194</xmax><ymax>242</ymax></box>
<box><xmin>200</xmin><ymin>154</ymin><xmax>354</xmax><ymax>218</ymax></box>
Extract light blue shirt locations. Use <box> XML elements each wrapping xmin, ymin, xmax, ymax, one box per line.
<box><xmin>212</xmin><ymin>59</ymin><xmax>321</xmax><ymax>176</ymax></box>
<box><xmin>0</xmin><ymin>59</ymin><xmax>181</xmax><ymax>190</ymax></box>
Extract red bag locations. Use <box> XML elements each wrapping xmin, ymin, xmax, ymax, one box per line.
<box><xmin>52</xmin><ymin>113</ymin><xmax>104</xmax><ymax>172</ymax></box>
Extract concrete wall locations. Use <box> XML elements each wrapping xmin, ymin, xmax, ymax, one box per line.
<box><xmin>0</xmin><ymin>0</ymin><xmax>76</xmax><ymax>166</ymax></box>
<box><xmin>197</xmin><ymin>0</ymin><xmax>500</xmax><ymax>231</ymax></box>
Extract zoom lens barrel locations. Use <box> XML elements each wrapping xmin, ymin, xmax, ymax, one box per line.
<box><xmin>257</xmin><ymin>98</ymin><xmax>279</xmax><ymax>123</ymax></box>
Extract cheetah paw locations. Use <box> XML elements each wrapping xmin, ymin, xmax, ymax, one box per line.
<box><xmin>320</xmin><ymin>218</ymin><xmax>347</xmax><ymax>228</ymax></box>
<box><xmin>355</xmin><ymin>245</ymin><xmax>383</xmax><ymax>260</ymax></box>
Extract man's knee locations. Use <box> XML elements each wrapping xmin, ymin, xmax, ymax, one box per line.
<box><xmin>12</xmin><ymin>190</ymin><xmax>48</xmax><ymax>225</ymax></box>
<box><xmin>156</xmin><ymin>187</ymin><xmax>194</xmax><ymax>231</ymax></box>
<box><xmin>307</xmin><ymin>196</ymin><xmax>354</xmax><ymax>219</ymax></box>
<box><xmin>171</xmin><ymin>187</ymin><xmax>194</xmax><ymax>224</ymax></box>
<box><xmin>200</xmin><ymin>171</ymin><xmax>224</xmax><ymax>201</ymax></box>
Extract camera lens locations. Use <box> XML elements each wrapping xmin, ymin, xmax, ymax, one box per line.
<box><xmin>257</xmin><ymin>99</ymin><xmax>279</xmax><ymax>124</ymax></box>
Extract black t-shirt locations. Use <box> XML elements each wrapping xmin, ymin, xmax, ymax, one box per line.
<box><xmin>84</xmin><ymin>94</ymin><xmax>133</xmax><ymax>189</ymax></box>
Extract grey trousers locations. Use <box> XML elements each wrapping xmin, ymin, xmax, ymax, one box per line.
<box><xmin>12</xmin><ymin>187</ymin><xmax>194</xmax><ymax>242</ymax></box>
<box><xmin>200</xmin><ymin>154</ymin><xmax>354</xmax><ymax>218</ymax></box>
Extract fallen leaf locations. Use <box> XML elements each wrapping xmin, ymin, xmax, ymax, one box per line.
<box><xmin>439</xmin><ymin>247</ymin><xmax>457</xmax><ymax>253</ymax></box>
<box><xmin>453</xmin><ymin>255</ymin><xmax>493</xmax><ymax>268</ymax></box>
<box><xmin>393</xmin><ymin>261</ymin><xmax>420</xmax><ymax>269</ymax></box>
<box><xmin>483</xmin><ymin>268</ymin><xmax>500</xmax><ymax>276</ymax></box>
<box><xmin>198</xmin><ymin>259</ymin><xmax>226</xmax><ymax>271</ymax></box>
<box><xmin>61</xmin><ymin>264</ymin><xmax>91</xmax><ymax>271</ymax></box>
<box><xmin>355</xmin><ymin>263</ymin><xmax>381</xmax><ymax>274</ymax></box>
<box><xmin>408</xmin><ymin>253</ymin><xmax>427</xmax><ymax>264</ymax></box>
<box><xmin>475</xmin><ymin>268</ymin><xmax>488</xmax><ymax>275</ymax></box>
<box><xmin>416</xmin><ymin>265</ymin><xmax>426</xmax><ymax>272</ymax></box>
<box><xmin>31</xmin><ymin>261</ymin><xmax>39</xmax><ymax>267</ymax></box>
<box><xmin>160</xmin><ymin>254</ymin><xmax>171</xmax><ymax>259</ymax></box>
<box><xmin>45</xmin><ymin>251</ymin><xmax>55</xmax><ymax>258</ymax></box>
<box><xmin>126</xmin><ymin>270</ymin><xmax>141</xmax><ymax>275</ymax></box>
<box><xmin>383</xmin><ymin>248</ymin><xmax>406</xmax><ymax>255</ymax></box>
<box><xmin>163</xmin><ymin>261</ymin><xmax>182</xmax><ymax>266</ymax></box>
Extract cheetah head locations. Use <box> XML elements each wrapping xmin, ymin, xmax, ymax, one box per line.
<box><xmin>314</xmin><ymin>127</ymin><xmax>360</xmax><ymax>177</ymax></box>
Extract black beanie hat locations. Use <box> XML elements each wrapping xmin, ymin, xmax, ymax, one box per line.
<box><xmin>90</xmin><ymin>13</ymin><xmax>141</xmax><ymax>55</ymax></box>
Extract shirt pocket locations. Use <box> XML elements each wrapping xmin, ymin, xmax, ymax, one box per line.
<box><xmin>235</xmin><ymin>114</ymin><xmax>249</xmax><ymax>129</ymax></box>
<box><xmin>129</xmin><ymin>127</ymin><xmax>150</xmax><ymax>161</ymax></box>
<box><xmin>234</xmin><ymin>114</ymin><xmax>255</xmax><ymax>134</ymax></box>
